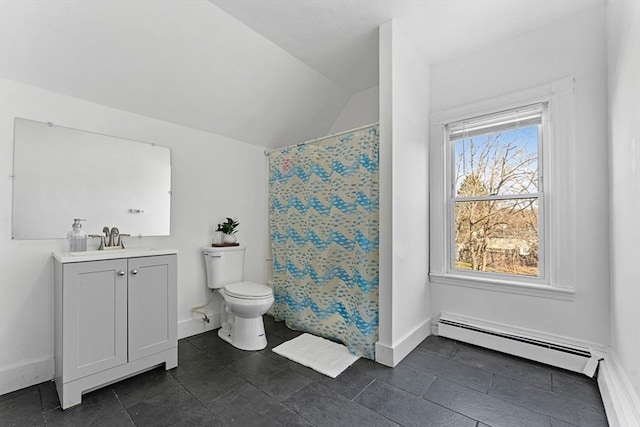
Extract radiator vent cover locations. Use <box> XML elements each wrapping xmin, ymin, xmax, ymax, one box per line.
<box><xmin>437</xmin><ymin>314</ymin><xmax>597</xmax><ymax>376</ymax></box>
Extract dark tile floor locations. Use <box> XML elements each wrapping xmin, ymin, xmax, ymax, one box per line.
<box><xmin>0</xmin><ymin>316</ymin><xmax>609</xmax><ymax>426</ymax></box>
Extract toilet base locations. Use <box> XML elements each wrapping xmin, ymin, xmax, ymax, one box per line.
<box><xmin>219</xmin><ymin>316</ymin><xmax>268</xmax><ymax>351</ymax></box>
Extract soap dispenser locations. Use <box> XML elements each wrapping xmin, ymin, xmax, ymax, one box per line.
<box><xmin>67</xmin><ymin>218</ymin><xmax>87</xmax><ymax>252</ymax></box>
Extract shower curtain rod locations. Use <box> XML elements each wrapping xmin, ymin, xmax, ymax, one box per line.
<box><xmin>263</xmin><ymin>122</ymin><xmax>379</xmax><ymax>156</ymax></box>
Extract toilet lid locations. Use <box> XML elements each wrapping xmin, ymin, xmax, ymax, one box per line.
<box><xmin>224</xmin><ymin>281</ymin><xmax>273</xmax><ymax>299</ymax></box>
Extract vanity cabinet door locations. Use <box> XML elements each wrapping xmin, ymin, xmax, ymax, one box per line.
<box><xmin>62</xmin><ymin>259</ymin><xmax>128</xmax><ymax>381</ymax></box>
<box><xmin>127</xmin><ymin>255</ymin><xmax>177</xmax><ymax>362</ymax></box>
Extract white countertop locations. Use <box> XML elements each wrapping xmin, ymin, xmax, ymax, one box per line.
<box><xmin>53</xmin><ymin>247</ymin><xmax>178</xmax><ymax>263</ymax></box>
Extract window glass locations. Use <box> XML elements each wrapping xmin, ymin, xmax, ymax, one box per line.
<box><xmin>453</xmin><ymin>199</ymin><xmax>539</xmax><ymax>276</ymax></box>
<box><xmin>454</xmin><ymin>126</ymin><xmax>539</xmax><ymax>197</ymax></box>
<box><xmin>448</xmin><ymin>104</ymin><xmax>543</xmax><ymax>278</ymax></box>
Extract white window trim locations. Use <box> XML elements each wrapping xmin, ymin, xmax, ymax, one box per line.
<box><xmin>429</xmin><ymin>273</ymin><xmax>576</xmax><ymax>301</ymax></box>
<box><xmin>429</xmin><ymin>77</ymin><xmax>577</xmax><ymax>300</ymax></box>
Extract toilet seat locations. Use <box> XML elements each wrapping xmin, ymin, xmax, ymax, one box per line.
<box><xmin>223</xmin><ymin>281</ymin><xmax>273</xmax><ymax>300</ymax></box>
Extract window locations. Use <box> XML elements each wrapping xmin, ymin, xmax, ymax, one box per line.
<box><xmin>446</xmin><ymin>103</ymin><xmax>547</xmax><ymax>279</ymax></box>
<box><xmin>430</xmin><ymin>78</ymin><xmax>576</xmax><ymax>298</ymax></box>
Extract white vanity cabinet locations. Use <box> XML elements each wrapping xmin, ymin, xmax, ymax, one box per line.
<box><xmin>53</xmin><ymin>250</ymin><xmax>178</xmax><ymax>409</ymax></box>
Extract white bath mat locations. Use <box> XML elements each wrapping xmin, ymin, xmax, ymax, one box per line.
<box><xmin>272</xmin><ymin>333</ymin><xmax>360</xmax><ymax>378</ymax></box>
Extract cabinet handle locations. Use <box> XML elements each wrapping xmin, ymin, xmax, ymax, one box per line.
<box><xmin>131</xmin><ymin>269</ymin><xmax>138</xmax><ymax>275</ymax></box>
<box><xmin>118</xmin><ymin>270</ymin><xmax>126</xmax><ymax>276</ymax></box>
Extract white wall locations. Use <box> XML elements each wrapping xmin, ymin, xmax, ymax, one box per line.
<box><xmin>0</xmin><ymin>79</ymin><xmax>268</xmax><ymax>394</ymax></box>
<box><xmin>329</xmin><ymin>86</ymin><xmax>380</xmax><ymax>134</ymax></box>
<box><xmin>377</xmin><ymin>21</ymin><xmax>431</xmax><ymax>367</ymax></box>
<box><xmin>607</xmin><ymin>0</ymin><xmax>640</xmax><ymax>400</ymax></box>
<box><xmin>429</xmin><ymin>6</ymin><xmax>610</xmax><ymax>347</ymax></box>
<box><xmin>0</xmin><ymin>1</ymin><xmax>349</xmax><ymax>149</ymax></box>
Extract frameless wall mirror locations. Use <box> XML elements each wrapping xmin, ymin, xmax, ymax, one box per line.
<box><xmin>12</xmin><ymin>118</ymin><xmax>172</xmax><ymax>239</ymax></box>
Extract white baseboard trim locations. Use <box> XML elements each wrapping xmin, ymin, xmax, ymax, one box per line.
<box><xmin>376</xmin><ymin>317</ymin><xmax>431</xmax><ymax>367</ymax></box>
<box><xmin>1</xmin><ymin>313</ymin><xmax>221</xmax><ymax>397</ymax></box>
<box><xmin>178</xmin><ymin>312</ymin><xmax>220</xmax><ymax>340</ymax></box>
<box><xmin>598</xmin><ymin>350</ymin><xmax>640</xmax><ymax>427</ymax></box>
<box><xmin>0</xmin><ymin>356</ymin><xmax>54</xmax><ymax>396</ymax></box>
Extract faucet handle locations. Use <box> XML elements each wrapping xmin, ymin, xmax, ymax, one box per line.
<box><xmin>118</xmin><ymin>233</ymin><xmax>130</xmax><ymax>248</ymax></box>
<box><xmin>88</xmin><ymin>234</ymin><xmax>106</xmax><ymax>250</ymax></box>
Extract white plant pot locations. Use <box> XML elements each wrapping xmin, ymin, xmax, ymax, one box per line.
<box><xmin>223</xmin><ymin>233</ymin><xmax>237</xmax><ymax>244</ymax></box>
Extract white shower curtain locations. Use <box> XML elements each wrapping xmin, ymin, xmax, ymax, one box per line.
<box><xmin>268</xmin><ymin>125</ymin><xmax>379</xmax><ymax>359</ymax></box>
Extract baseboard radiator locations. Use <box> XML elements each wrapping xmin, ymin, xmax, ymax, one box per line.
<box><xmin>438</xmin><ymin>314</ymin><xmax>599</xmax><ymax>377</ymax></box>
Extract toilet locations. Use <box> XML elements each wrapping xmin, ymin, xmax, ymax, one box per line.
<box><xmin>202</xmin><ymin>246</ymin><xmax>274</xmax><ymax>350</ymax></box>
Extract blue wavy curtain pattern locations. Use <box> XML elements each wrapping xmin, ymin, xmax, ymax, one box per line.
<box><xmin>268</xmin><ymin>125</ymin><xmax>379</xmax><ymax>359</ymax></box>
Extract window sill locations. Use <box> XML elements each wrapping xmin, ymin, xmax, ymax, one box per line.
<box><xmin>429</xmin><ymin>273</ymin><xmax>575</xmax><ymax>301</ymax></box>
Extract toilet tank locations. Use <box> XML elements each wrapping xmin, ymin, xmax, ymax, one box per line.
<box><xmin>202</xmin><ymin>246</ymin><xmax>246</xmax><ymax>289</ymax></box>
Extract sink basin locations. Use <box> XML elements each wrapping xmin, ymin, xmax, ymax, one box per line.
<box><xmin>69</xmin><ymin>248</ymin><xmax>156</xmax><ymax>256</ymax></box>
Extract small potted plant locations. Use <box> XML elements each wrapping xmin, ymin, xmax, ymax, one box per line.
<box><xmin>216</xmin><ymin>217</ymin><xmax>239</xmax><ymax>244</ymax></box>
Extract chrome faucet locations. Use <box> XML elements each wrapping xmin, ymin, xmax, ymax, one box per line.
<box><xmin>108</xmin><ymin>227</ymin><xmax>119</xmax><ymax>247</ymax></box>
<box><xmin>88</xmin><ymin>226</ymin><xmax>130</xmax><ymax>250</ymax></box>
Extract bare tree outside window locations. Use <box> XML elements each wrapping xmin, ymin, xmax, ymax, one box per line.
<box><xmin>452</xmin><ymin>124</ymin><xmax>540</xmax><ymax>277</ymax></box>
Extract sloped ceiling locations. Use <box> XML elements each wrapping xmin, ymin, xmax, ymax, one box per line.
<box><xmin>0</xmin><ymin>1</ymin><xmax>349</xmax><ymax>148</ymax></box>
<box><xmin>1</xmin><ymin>0</ymin><xmax>605</xmax><ymax>148</ymax></box>
<box><xmin>211</xmin><ymin>0</ymin><xmax>604</xmax><ymax>94</ymax></box>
